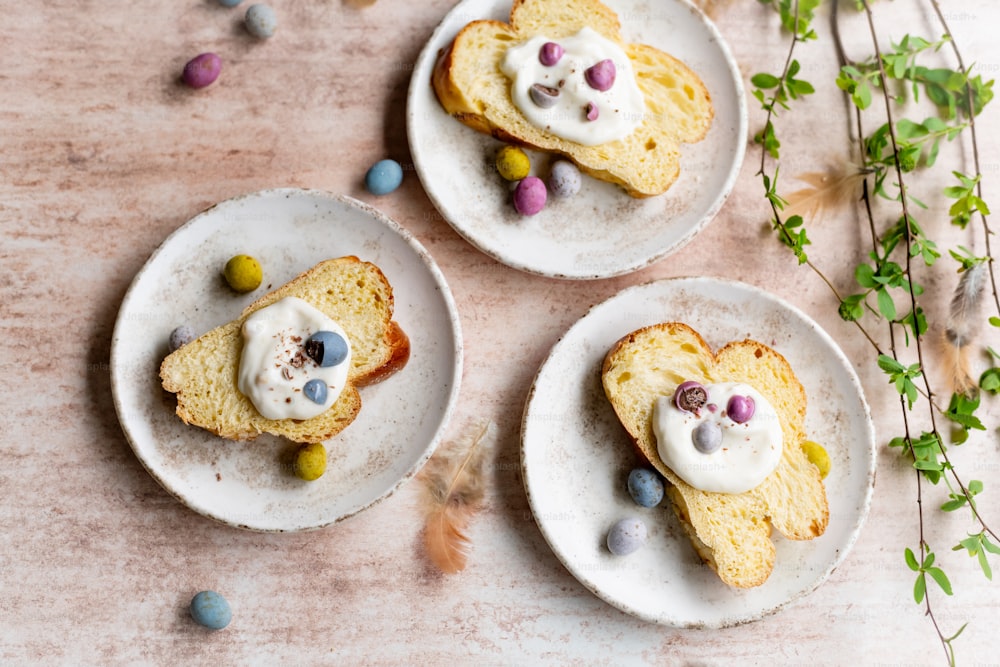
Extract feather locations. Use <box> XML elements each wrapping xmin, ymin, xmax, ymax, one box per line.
<box><xmin>941</xmin><ymin>262</ymin><xmax>987</xmax><ymax>397</ymax></box>
<box><xmin>418</xmin><ymin>420</ymin><xmax>495</xmax><ymax>574</ymax></box>
<box><xmin>782</xmin><ymin>164</ymin><xmax>870</xmax><ymax>221</ymax></box>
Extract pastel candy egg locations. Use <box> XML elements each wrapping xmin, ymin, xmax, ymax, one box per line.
<box><xmin>627</xmin><ymin>468</ymin><xmax>664</xmax><ymax>508</ymax></box>
<box><xmin>727</xmin><ymin>394</ymin><xmax>755</xmax><ymax>423</ymax></box>
<box><xmin>190</xmin><ymin>591</ymin><xmax>232</xmax><ymax>630</ymax></box>
<box><xmin>693</xmin><ymin>420</ymin><xmax>722</xmax><ymax>454</ymax></box>
<box><xmin>217</xmin><ymin>0</ymin><xmax>242</xmax><ymax>6</ymax></box>
<box><xmin>495</xmin><ymin>145</ymin><xmax>530</xmax><ymax>181</ymax></box>
<box><xmin>607</xmin><ymin>517</ymin><xmax>647</xmax><ymax>556</ymax></box>
<box><xmin>303</xmin><ymin>379</ymin><xmax>328</xmax><ymax>405</ymax></box>
<box><xmin>584</xmin><ymin>59</ymin><xmax>616</xmax><ymax>91</ymax></box>
<box><xmin>294</xmin><ymin>443</ymin><xmax>327</xmax><ymax>481</ymax></box>
<box><xmin>168</xmin><ymin>325</ymin><xmax>195</xmax><ymax>352</ymax></box>
<box><xmin>801</xmin><ymin>441</ymin><xmax>831</xmax><ymax>478</ymax></box>
<box><xmin>305</xmin><ymin>331</ymin><xmax>348</xmax><ymax>367</ymax></box>
<box><xmin>182</xmin><ymin>53</ymin><xmax>221</xmax><ymax>89</ymax></box>
<box><xmin>365</xmin><ymin>159</ymin><xmax>404</xmax><ymax>195</ymax></box>
<box><xmin>538</xmin><ymin>42</ymin><xmax>564</xmax><ymax>66</ymax></box>
<box><xmin>512</xmin><ymin>176</ymin><xmax>547</xmax><ymax>215</ymax></box>
<box><xmin>547</xmin><ymin>160</ymin><xmax>581</xmax><ymax>198</ymax></box>
<box><xmin>245</xmin><ymin>4</ymin><xmax>277</xmax><ymax>38</ymax></box>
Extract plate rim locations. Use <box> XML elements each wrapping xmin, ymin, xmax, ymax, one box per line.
<box><xmin>405</xmin><ymin>0</ymin><xmax>749</xmax><ymax>280</ymax></box>
<box><xmin>519</xmin><ymin>275</ymin><xmax>877</xmax><ymax>627</ymax></box>
<box><xmin>109</xmin><ymin>187</ymin><xmax>464</xmax><ymax>532</ymax></box>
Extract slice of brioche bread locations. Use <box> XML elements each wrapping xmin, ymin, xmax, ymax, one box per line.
<box><xmin>160</xmin><ymin>257</ymin><xmax>410</xmax><ymax>444</ymax></box>
<box><xmin>432</xmin><ymin>0</ymin><xmax>714</xmax><ymax>198</ymax></box>
<box><xmin>602</xmin><ymin>322</ymin><xmax>828</xmax><ymax>588</ymax></box>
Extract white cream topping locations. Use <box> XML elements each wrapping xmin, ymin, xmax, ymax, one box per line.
<box><xmin>652</xmin><ymin>382</ymin><xmax>783</xmax><ymax>494</ymax></box>
<box><xmin>237</xmin><ymin>296</ymin><xmax>351</xmax><ymax>421</ymax></box>
<box><xmin>500</xmin><ymin>27</ymin><xmax>644</xmax><ymax>146</ymax></box>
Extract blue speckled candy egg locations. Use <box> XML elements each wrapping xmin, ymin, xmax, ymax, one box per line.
<box><xmin>547</xmin><ymin>160</ymin><xmax>581</xmax><ymax>198</ymax></box>
<box><xmin>245</xmin><ymin>4</ymin><xmax>277</xmax><ymax>38</ymax></box>
<box><xmin>365</xmin><ymin>159</ymin><xmax>404</xmax><ymax>195</ymax></box>
<box><xmin>305</xmin><ymin>330</ymin><xmax>348</xmax><ymax>367</ymax></box>
<box><xmin>217</xmin><ymin>0</ymin><xmax>243</xmax><ymax>6</ymax></box>
<box><xmin>190</xmin><ymin>590</ymin><xmax>232</xmax><ymax>630</ymax></box>
<box><xmin>627</xmin><ymin>468</ymin><xmax>664</xmax><ymax>508</ymax></box>
<box><xmin>606</xmin><ymin>517</ymin><xmax>647</xmax><ymax>556</ymax></box>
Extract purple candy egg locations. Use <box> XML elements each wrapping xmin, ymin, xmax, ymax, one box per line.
<box><xmin>182</xmin><ymin>53</ymin><xmax>222</xmax><ymax>89</ymax></box>
<box><xmin>512</xmin><ymin>176</ymin><xmax>547</xmax><ymax>216</ymax></box>
<box><xmin>584</xmin><ymin>59</ymin><xmax>616</xmax><ymax>91</ymax></box>
<box><xmin>727</xmin><ymin>394</ymin><xmax>756</xmax><ymax>423</ymax></box>
<box><xmin>539</xmin><ymin>42</ymin><xmax>564</xmax><ymax>66</ymax></box>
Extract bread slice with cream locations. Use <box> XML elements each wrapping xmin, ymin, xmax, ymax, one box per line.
<box><xmin>432</xmin><ymin>0</ymin><xmax>713</xmax><ymax>198</ymax></box>
<box><xmin>160</xmin><ymin>257</ymin><xmax>409</xmax><ymax>444</ymax></box>
<box><xmin>602</xmin><ymin>322</ymin><xmax>828</xmax><ymax>588</ymax></box>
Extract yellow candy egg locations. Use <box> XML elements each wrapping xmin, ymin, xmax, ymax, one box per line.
<box><xmin>223</xmin><ymin>254</ymin><xmax>263</xmax><ymax>293</ymax></box>
<box><xmin>294</xmin><ymin>443</ymin><xmax>327</xmax><ymax>481</ymax></box>
<box><xmin>800</xmin><ymin>441</ymin><xmax>830</xmax><ymax>479</ymax></box>
<box><xmin>495</xmin><ymin>145</ymin><xmax>530</xmax><ymax>181</ymax></box>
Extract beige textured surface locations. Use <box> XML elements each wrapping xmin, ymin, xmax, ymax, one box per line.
<box><xmin>2</xmin><ymin>0</ymin><xmax>999</xmax><ymax>664</ymax></box>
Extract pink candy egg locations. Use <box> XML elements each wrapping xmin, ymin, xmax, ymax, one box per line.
<box><xmin>512</xmin><ymin>176</ymin><xmax>547</xmax><ymax>216</ymax></box>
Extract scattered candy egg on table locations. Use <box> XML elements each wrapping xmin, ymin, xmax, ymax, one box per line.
<box><xmin>607</xmin><ymin>517</ymin><xmax>647</xmax><ymax>556</ymax></box>
<box><xmin>801</xmin><ymin>440</ymin><xmax>831</xmax><ymax>478</ymax></box>
<box><xmin>245</xmin><ymin>4</ymin><xmax>277</xmax><ymax>38</ymax></box>
<box><xmin>364</xmin><ymin>159</ymin><xmax>404</xmax><ymax>195</ymax></box>
<box><xmin>294</xmin><ymin>443</ymin><xmax>327</xmax><ymax>481</ymax></box>
<box><xmin>512</xmin><ymin>176</ymin><xmax>547</xmax><ymax>215</ymax></box>
<box><xmin>190</xmin><ymin>590</ymin><xmax>232</xmax><ymax>630</ymax></box>
<box><xmin>627</xmin><ymin>468</ymin><xmax>664</xmax><ymax>508</ymax></box>
<box><xmin>547</xmin><ymin>160</ymin><xmax>581</xmax><ymax>198</ymax></box>
<box><xmin>168</xmin><ymin>325</ymin><xmax>195</xmax><ymax>352</ymax></box>
<box><xmin>217</xmin><ymin>0</ymin><xmax>243</xmax><ymax>6</ymax></box>
<box><xmin>223</xmin><ymin>254</ymin><xmax>263</xmax><ymax>293</ymax></box>
<box><xmin>495</xmin><ymin>145</ymin><xmax>530</xmax><ymax>181</ymax></box>
<box><xmin>182</xmin><ymin>53</ymin><xmax>222</xmax><ymax>89</ymax></box>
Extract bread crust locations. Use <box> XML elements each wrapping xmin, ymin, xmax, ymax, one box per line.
<box><xmin>602</xmin><ymin>322</ymin><xmax>829</xmax><ymax>588</ymax></box>
<box><xmin>431</xmin><ymin>0</ymin><xmax>714</xmax><ymax>197</ymax></box>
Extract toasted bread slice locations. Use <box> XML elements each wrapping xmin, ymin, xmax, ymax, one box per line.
<box><xmin>160</xmin><ymin>257</ymin><xmax>410</xmax><ymax>444</ymax></box>
<box><xmin>602</xmin><ymin>322</ymin><xmax>828</xmax><ymax>588</ymax></box>
<box><xmin>432</xmin><ymin>0</ymin><xmax>713</xmax><ymax>198</ymax></box>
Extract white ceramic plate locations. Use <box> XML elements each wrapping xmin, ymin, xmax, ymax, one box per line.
<box><xmin>110</xmin><ymin>189</ymin><xmax>463</xmax><ymax>532</ymax></box>
<box><xmin>520</xmin><ymin>278</ymin><xmax>876</xmax><ymax>627</ymax></box>
<box><xmin>407</xmin><ymin>0</ymin><xmax>746</xmax><ymax>279</ymax></box>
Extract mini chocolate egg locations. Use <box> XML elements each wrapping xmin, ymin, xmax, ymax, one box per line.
<box><xmin>512</xmin><ymin>176</ymin><xmax>547</xmax><ymax>215</ymax></box>
<box><xmin>547</xmin><ymin>160</ymin><xmax>581</xmax><ymax>198</ymax></box>
<box><xmin>190</xmin><ymin>591</ymin><xmax>232</xmax><ymax>630</ymax></box>
<box><xmin>365</xmin><ymin>159</ymin><xmax>404</xmax><ymax>195</ymax></box>
<box><xmin>627</xmin><ymin>468</ymin><xmax>664</xmax><ymax>508</ymax></box>
<box><xmin>607</xmin><ymin>517</ymin><xmax>647</xmax><ymax>556</ymax></box>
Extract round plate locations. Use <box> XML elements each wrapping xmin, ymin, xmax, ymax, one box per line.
<box><xmin>407</xmin><ymin>0</ymin><xmax>747</xmax><ymax>279</ymax></box>
<box><xmin>520</xmin><ymin>277</ymin><xmax>876</xmax><ymax>627</ymax></box>
<box><xmin>110</xmin><ymin>189</ymin><xmax>463</xmax><ymax>532</ymax></box>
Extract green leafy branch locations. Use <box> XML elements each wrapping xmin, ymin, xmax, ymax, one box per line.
<box><xmin>753</xmin><ymin>0</ymin><xmax>1000</xmax><ymax>662</ymax></box>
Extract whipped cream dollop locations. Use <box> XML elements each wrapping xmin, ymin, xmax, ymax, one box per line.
<box><xmin>500</xmin><ymin>27</ymin><xmax>644</xmax><ymax>146</ymax></box>
<box><xmin>237</xmin><ymin>296</ymin><xmax>351</xmax><ymax>421</ymax></box>
<box><xmin>652</xmin><ymin>382</ymin><xmax>783</xmax><ymax>494</ymax></box>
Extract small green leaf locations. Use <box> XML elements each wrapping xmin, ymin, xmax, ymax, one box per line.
<box><xmin>926</xmin><ymin>566</ymin><xmax>953</xmax><ymax>595</ymax></box>
<box><xmin>855</xmin><ymin>263</ymin><xmax>877</xmax><ymax>288</ymax></box>
<box><xmin>913</xmin><ymin>571</ymin><xmax>926</xmax><ymax>603</ymax></box>
<box><xmin>877</xmin><ymin>287</ymin><xmax>897</xmax><ymax>320</ymax></box>
<box><xmin>905</xmin><ymin>547</ymin><xmax>919</xmax><ymax>571</ymax></box>
<box><xmin>752</xmin><ymin>73</ymin><xmax>781</xmax><ymax>89</ymax></box>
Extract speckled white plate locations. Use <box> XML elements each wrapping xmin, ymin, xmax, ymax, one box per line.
<box><xmin>520</xmin><ymin>277</ymin><xmax>876</xmax><ymax>627</ymax></box>
<box><xmin>110</xmin><ymin>189</ymin><xmax>463</xmax><ymax>532</ymax></box>
<box><xmin>406</xmin><ymin>0</ymin><xmax>746</xmax><ymax>279</ymax></box>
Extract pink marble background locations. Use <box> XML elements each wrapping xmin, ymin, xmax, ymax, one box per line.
<box><xmin>2</xmin><ymin>0</ymin><xmax>998</xmax><ymax>664</ymax></box>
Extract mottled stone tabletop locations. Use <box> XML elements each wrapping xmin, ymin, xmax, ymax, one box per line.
<box><xmin>3</xmin><ymin>0</ymin><xmax>999</xmax><ymax>665</ymax></box>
